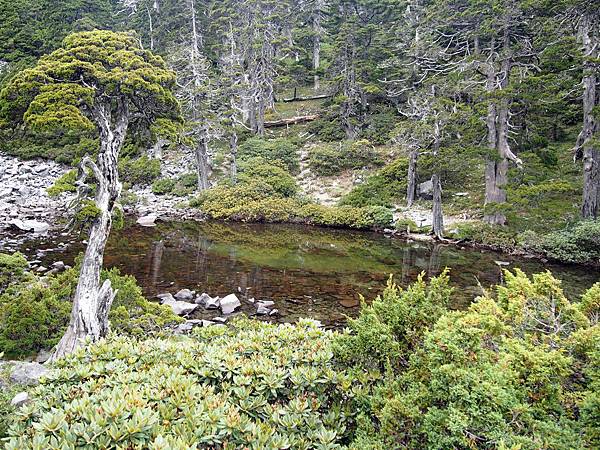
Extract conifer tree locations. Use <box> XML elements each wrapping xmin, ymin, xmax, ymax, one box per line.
<box><xmin>0</xmin><ymin>30</ymin><xmax>178</xmax><ymax>358</ymax></box>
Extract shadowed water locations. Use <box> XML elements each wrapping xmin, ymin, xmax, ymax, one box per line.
<box><xmin>22</xmin><ymin>221</ymin><xmax>599</xmax><ymax>327</ymax></box>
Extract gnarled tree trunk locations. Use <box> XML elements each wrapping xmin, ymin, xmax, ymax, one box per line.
<box><xmin>432</xmin><ymin>173</ymin><xmax>443</xmax><ymax>239</ymax></box>
<box><xmin>431</xmin><ymin>117</ymin><xmax>444</xmax><ymax>239</ymax></box>
<box><xmin>483</xmin><ymin>43</ymin><xmax>521</xmax><ymax>225</ymax></box>
<box><xmin>196</xmin><ymin>136</ymin><xmax>210</xmax><ymax>191</ymax></box>
<box><xmin>230</xmin><ymin>131</ymin><xmax>238</xmax><ymax>184</ymax></box>
<box><xmin>312</xmin><ymin>0</ymin><xmax>324</xmax><ymax>91</ymax></box>
<box><xmin>407</xmin><ymin>149</ymin><xmax>418</xmax><ymax>207</ymax></box>
<box><xmin>51</xmin><ymin>102</ymin><xmax>128</xmax><ymax>361</ymax></box>
<box><xmin>577</xmin><ymin>15</ymin><xmax>599</xmax><ymax>219</ymax></box>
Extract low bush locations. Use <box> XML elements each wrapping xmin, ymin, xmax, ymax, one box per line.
<box><xmin>307</xmin><ymin>108</ymin><xmax>346</xmax><ymax>142</ymax></box>
<box><xmin>308</xmin><ymin>140</ymin><xmax>383</xmax><ymax>177</ymax></box>
<box><xmin>0</xmin><ymin>252</ymin><xmax>30</xmax><ymax>291</ymax></box>
<box><xmin>451</xmin><ymin>221</ymin><xmax>518</xmax><ymax>251</ymax></box>
<box><xmin>0</xmin><ymin>259</ymin><xmax>181</xmax><ymax>358</ymax></box>
<box><xmin>151</xmin><ymin>178</ymin><xmax>176</xmax><ymax>195</ymax></box>
<box><xmin>0</xmin><ymin>379</ymin><xmax>19</xmax><ymax>440</ymax></box>
<box><xmin>0</xmin><ymin>133</ymin><xmax>97</xmax><ymax>165</ymax></box>
<box><xmin>334</xmin><ymin>270</ymin><xmax>600</xmax><ymax>449</ymax></box>
<box><xmin>5</xmin><ymin>319</ymin><xmax>360</xmax><ymax>449</ymax></box>
<box><xmin>190</xmin><ymin>182</ymin><xmax>393</xmax><ymax>230</ymax></box>
<box><xmin>6</xmin><ymin>271</ymin><xmax>598</xmax><ymax>448</ymax></box>
<box><xmin>534</xmin><ymin>220</ymin><xmax>600</xmax><ymax>264</ymax></box>
<box><xmin>46</xmin><ymin>170</ymin><xmax>78</xmax><ymax>197</ymax></box>
<box><xmin>238</xmin><ymin>157</ymin><xmax>298</xmax><ymax>197</ymax></box>
<box><xmin>152</xmin><ymin>173</ymin><xmax>198</xmax><ymax>197</ymax></box>
<box><xmin>238</xmin><ymin>137</ymin><xmax>300</xmax><ymax>174</ymax></box>
<box><xmin>340</xmin><ymin>157</ymin><xmax>409</xmax><ymax>208</ymax></box>
<box><xmin>362</xmin><ymin>105</ymin><xmax>398</xmax><ymax>145</ymax></box>
<box><xmin>118</xmin><ymin>156</ymin><xmax>161</xmax><ymax>186</ymax></box>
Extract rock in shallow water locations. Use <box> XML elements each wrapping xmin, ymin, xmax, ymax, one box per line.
<box><xmin>194</xmin><ymin>292</ymin><xmax>213</xmax><ymax>306</ymax></box>
<box><xmin>174</xmin><ymin>288</ymin><xmax>195</xmax><ymax>301</ymax></box>
<box><xmin>159</xmin><ymin>296</ymin><xmax>199</xmax><ymax>316</ymax></box>
<box><xmin>136</xmin><ymin>214</ymin><xmax>158</xmax><ymax>227</ymax></box>
<box><xmin>220</xmin><ymin>294</ymin><xmax>241</xmax><ymax>315</ymax></box>
<box><xmin>9</xmin><ymin>219</ymin><xmax>50</xmax><ymax>233</ymax></box>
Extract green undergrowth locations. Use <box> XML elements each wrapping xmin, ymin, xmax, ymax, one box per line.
<box><xmin>190</xmin><ymin>181</ymin><xmax>393</xmax><ymax>230</ymax></box>
<box><xmin>308</xmin><ymin>140</ymin><xmax>384</xmax><ymax>177</ymax></box>
<box><xmin>5</xmin><ymin>319</ymin><xmax>359</xmax><ymax>449</ymax></box>
<box><xmin>119</xmin><ymin>156</ymin><xmax>161</xmax><ymax>187</ymax></box>
<box><xmin>3</xmin><ymin>270</ymin><xmax>599</xmax><ymax>448</ymax></box>
<box><xmin>152</xmin><ymin>172</ymin><xmax>197</xmax><ymax>197</ymax></box>
<box><xmin>335</xmin><ymin>269</ymin><xmax>600</xmax><ymax>449</ymax></box>
<box><xmin>452</xmin><ymin>220</ymin><xmax>600</xmax><ymax>265</ymax></box>
<box><xmin>0</xmin><ymin>254</ymin><xmax>182</xmax><ymax>359</ymax></box>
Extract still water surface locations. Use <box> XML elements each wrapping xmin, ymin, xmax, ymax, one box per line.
<box><xmin>30</xmin><ymin>221</ymin><xmax>600</xmax><ymax>326</ymax></box>
<box><xmin>21</xmin><ymin>222</ymin><xmax>600</xmax><ymax>326</ymax></box>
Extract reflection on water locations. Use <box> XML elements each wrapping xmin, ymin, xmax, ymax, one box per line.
<box><xmin>36</xmin><ymin>221</ymin><xmax>600</xmax><ymax>326</ymax></box>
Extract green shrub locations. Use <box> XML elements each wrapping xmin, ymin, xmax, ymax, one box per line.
<box><xmin>178</xmin><ymin>172</ymin><xmax>198</xmax><ymax>188</ymax></box>
<box><xmin>190</xmin><ymin>182</ymin><xmax>393</xmax><ymax>230</ymax></box>
<box><xmin>5</xmin><ymin>319</ymin><xmax>359</xmax><ymax>449</ymax></box>
<box><xmin>47</xmin><ymin>170</ymin><xmax>77</xmax><ymax>197</ymax></box>
<box><xmin>340</xmin><ymin>157</ymin><xmax>408</xmax><ymax>208</ymax></box>
<box><xmin>308</xmin><ymin>140</ymin><xmax>383</xmax><ymax>177</ymax></box>
<box><xmin>334</xmin><ymin>270</ymin><xmax>600</xmax><ymax>449</ymax></box>
<box><xmin>307</xmin><ymin>109</ymin><xmax>346</xmax><ymax>142</ymax></box>
<box><xmin>0</xmin><ymin>381</ymin><xmax>19</xmax><ymax>439</ymax></box>
<box><xmin>334</xmin><ymin>271</ymin><xmax>452</xmax><ymax>372</ymax></box>
<box><xmin>395</xmin><ymin>217</ymin><xmax>418</xmax><ymax>232</ymax></box>
<box><xmin>0</xmin><ymin>133</ymin><xmax>98</xmax><ymax>164</ymax></box>
<box><xmin>152</xmin><ymin>173</ymin><xmax>199</xmax><ymax>197</ymax></box>
<box><xmin>151</xmin><ymin>178</ymin><xmax>175</xmax><ymax>195</ymax></box>
<box><xmin>535</xmin><ymin>220</ymin><xmax>600</xmax><ymax>264</ymax></box>
<box><xmin>0</xmin><ymin>282</ymin><xmax>72</xmax><ymax>357</ymax></box>
<box><xmin>362</xmin><ymin>106</ymin><xmax>398</xmax><ymax>145</ymax></box>
<box><xmin>238</xmin><ymin>137</ymin><xmax>300</xmax><ymax>173</ymax></box>
<box><xmin>239</xmin><ymin>157</ymin><xmax>298</xmax><ymax>197</ymax></box>
<box><xmin>452</xmin><ymin>221</ymin><xmax>517</xmax><ymax>251</ymax></box>
<box><xmin>74</xmin><ymin>199</ymin><xmax>101</xmax><ymax>224</ymax></box>
<box><xmin>0</xmin><ymin>252</ymin><xmax>30</xmax><ymax>292</ymax></box>
<box><xmin>118</xmin><ymin>156</ymin><xmax>161</xmax><ymax>186</ymax></box>
<box><xmin>0</xmin><ymin>265</ymin><xmax>181</xmax><ymax>358</ymax></box>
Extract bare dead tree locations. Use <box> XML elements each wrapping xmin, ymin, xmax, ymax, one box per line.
<box><xmin>568</xmin><ymin>3</ymin><xmax>600</xmax><ymax>218</ymax></box>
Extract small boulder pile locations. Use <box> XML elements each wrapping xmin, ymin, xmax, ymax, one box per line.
<box><xmin>157</xmin><ymin>287</ymin><xmax>279</xmax><ymax>334</ymax></box>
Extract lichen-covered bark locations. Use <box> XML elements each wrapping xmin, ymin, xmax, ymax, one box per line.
<box><xmin>51</xmin><ymin>101</ymin><xmax>128</xmax><ymax>361</ymax></box>
<box><xmin>576</xmin><ymin>15</ymin><xmax>599</xmax><ymax>219</ymax></box>
<box><xmin>407</xmin><ymin>149</ymin><xmax>418</xmax><ymax>207</ymax></box>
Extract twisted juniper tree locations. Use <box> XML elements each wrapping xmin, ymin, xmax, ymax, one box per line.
<box><xmin>0</xmin><ymin>30</ymin><xmax>177</xmax><ymax>359</ymax></box>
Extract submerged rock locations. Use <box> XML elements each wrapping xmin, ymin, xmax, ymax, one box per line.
<box><xmin>51</xmin><ymin>261</ymin><xmax>66</xmax><ymax>271</ymax></box>
<box><xmin>194</xmin><ymin>292</ymin><xmax>213</xmax><ymax>306</ymax></box>
<box><xmin>256</xmin><ymin>305</ymin><xmax>271</xmax><ymax>316</ymax></box>
<box><xmin>35</xmin><ymin>349</ymin><xmax>52</xmax><ymax>364</ymax></box>
<box><xmin>157</xmin><ymin>293</ymin><xmax>175</xmax><ymax>302</ymax></box>
<box><xmin>205</xmin><ymin>296</ymin><xmax>220</xmax><ymax>310</ymax></box>
<box><xmin>220</xmin><ymin>294</ymin><xmax>241</xmax><ymax>315</ymax></box>
<box><xmin>136</xmin><ymin>214</ymin><xmax>158</xmax><ymax>227</ymax></box>
<box><xmin>10</xmin><ymin>219</ymin><xmax>50</xmax><ymax>234</ymax></box>
<box><xmin>256</xmin><ymin>300</ymin><xmax>275</xmax><ymax>316</ymax></box>
<box><xmin>174</xmin><ymin>289</ymin><xmax>195</xmax><ymax>301</ymax></box>
<box><xmin>160</xmin><ymin>296</ymin><xmax>199</xmax><ymax>316</ymax></box>
<box><xmin>174</xmin><ymin>319</ymin><xmax>204</xmax><ymax>334</ymax></box>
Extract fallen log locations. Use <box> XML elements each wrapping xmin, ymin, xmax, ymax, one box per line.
<box><xmin>282</xmin><ymin>93</ymin><xmax>333</xmax><ymax>102</ymax></box>
<box><xmin>264</xmin><ymin>114</ymin><xmax>319</xmax><ymax>128</ymax></box>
